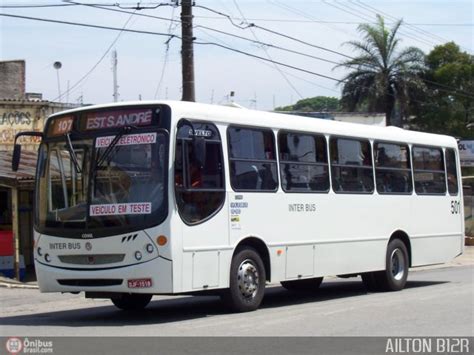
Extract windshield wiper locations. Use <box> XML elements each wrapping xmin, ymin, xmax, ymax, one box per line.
<box><xmin>95</xmin><ymin>126</ymin><xmax>134</xmax><ymax>168</ymax></box>
<box><xmin>65</xmin><ymin>133</ymin><xmax>82</xmax><ymax>174</ymax></box>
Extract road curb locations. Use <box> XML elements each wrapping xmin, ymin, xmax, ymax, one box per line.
<box><xmin>0</xmin><ymin>281</ymin><xmax>39</xmax><ymax>289</ymax></box>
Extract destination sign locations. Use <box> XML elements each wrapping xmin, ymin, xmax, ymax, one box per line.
<box><xmin>95</xmin><ymin>132</ymin><xmax>157</xmax><ymax>148</ymax></box>
<box><xmin>49</xmin><ymin>116</ymin><xmax>74</xmax><ymax>136</ymax></box>
<box><xmin>86</xmin><ymin>109</ymin><xmax>152</xmax><ymax>130</ymax></box>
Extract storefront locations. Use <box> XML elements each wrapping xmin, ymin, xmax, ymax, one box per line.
<box><xmin>0</xmin><ymin>150</ymin><xmax>37</xmax><ymax>280</ymax></box>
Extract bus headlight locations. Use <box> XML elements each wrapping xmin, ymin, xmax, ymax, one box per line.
<box><xmin>146</xmin><ymin>244</ymin><xmax>154</xmax><ymax>253</ymax></box>
<box><xmin>44</xmin><ymin>254</ymin><xmax>51</xmax><ymax>262</ymax></box>
<box><xmin>135</xmin><ymin>251</ymin><xmax>142</xmax><ymax>261</ymax></box>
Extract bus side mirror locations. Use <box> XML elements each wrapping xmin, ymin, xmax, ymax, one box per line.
<box><xmin>11</xmin><ymin>131</ymin><xmax>43</xmax><ymax>172</ymax></box>
<box><xmin>12</xmin><ymin>144</ymin><xmax>21</xmax><ymax>172</ymax></box>
<box><xmin>193</xmin><ymin>137</ymin><xmax>206</xmax><ymax>168</ymax></box>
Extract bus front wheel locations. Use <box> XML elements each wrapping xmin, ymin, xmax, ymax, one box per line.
<box><xmin>362</xmin><ymin>239</ymin><xmax>409</xmax><ymax>292</ymax></box>
<box><xmin>222</xmin><ymin>247</ymin><xmax>266</xmax><ymax>312</ymax></box>
<box><xmin>111</xmin><ymin>293</ymin><xmax>152</xmax><ymax>310</ymax></box>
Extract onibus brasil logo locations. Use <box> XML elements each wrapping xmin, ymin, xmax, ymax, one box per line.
<box><xmin>6</xmin><ymin>337</ymin><xmax>53</xmax><ymax>354</ymax></box>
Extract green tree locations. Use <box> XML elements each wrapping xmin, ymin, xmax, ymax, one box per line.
<box><xmin>275</xmin><ymin>96</ymin><xmax>340</xmax><ymax>112</ymax></box>
<box><xmin>335</xmin><ymin>15</ymin><xmax>425</xmax><ymax>126</ymax></box>
<box><xmin>413</xmin><ymin>42</ymin><xmax>474</xmax><ymax>137</ymax></box>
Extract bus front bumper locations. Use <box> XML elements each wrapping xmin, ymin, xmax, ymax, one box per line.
<box><xmin>34</xmin><ymin>256</ymin><xmax>173</xmax><ymax>294</ymax></box>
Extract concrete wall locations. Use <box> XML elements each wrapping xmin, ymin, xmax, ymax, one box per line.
<box><xmin>0</xmin><ymin>100</ymin><xmax>79</xmax><ymax>151</ymax></box>
<box><xmin>0</xmin><ymin>60</ymin><xmax>26</xmax><ymax>100</ymax></box>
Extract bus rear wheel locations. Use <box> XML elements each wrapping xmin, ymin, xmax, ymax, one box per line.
<box><xmin>281</xmin><ymin>277</ymin><xmax>323</xmax><ymax>291</ymax></box>
<box><xmin>362</xmin><ymin>239</ymin><xmax>409</xmax><ymax>292</ymax></box>
<box><xmin>111</xmin><ymin>293</ymin><xmax>152</xmax><ymax>310</ymax></box>
<box><xmin>222</xmin><ymin>247</ymin><xmax>266</xmax><ymax>312</ymax></box>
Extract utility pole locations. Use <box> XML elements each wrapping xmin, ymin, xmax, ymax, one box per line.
<box><xmin>112</xmin><ymin>49</ymin><xmax>119</xmax><ymax>102</ymax></box>
<box><xmin>181</xmin><ymin>0</ymin><xmax>195</xmax><ymax>102</ymax></box>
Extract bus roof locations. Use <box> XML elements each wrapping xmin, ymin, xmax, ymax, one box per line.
<box><xmin>48</xmin><ymin>100</ymin><xmax>457</xmax><ymax>148</ymax></box>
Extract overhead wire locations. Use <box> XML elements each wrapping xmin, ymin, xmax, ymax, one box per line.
<box><xmin>231</xmin><ymin>0</ymin><xmax>304</xmax><ymax>99</ymax></box>
<box><xmin>352</xmin><ymin>0</ymin><xmax>449</xmax><ymax>44</ymax></box>
<box><xmin>2</xmin><ymin>3</ymin><xmax>472</xmax><ymax>102</ymax></box>
<box><xmin>322</xmin><ymin>0</ymin><xmax>435</xmax><ymax>47</ymax></box>
<box><xmin>51</xmin><ymin>9</ymin><xmax>139</xmax><ymax>102</ymax></box>
<box><xmin>154</xmin><ymin>4</ymin><xmax>179</xmax><ymax>99</ymax></box>
<box><xmin>0</xmin><ymin>13</ymin><xmax>175</xmax><ymax>38</ymax></box>
<box><xmin>195</xmin><ymin>3</ymin><xmax>474</xmax><ymax>99</ymax></box>
<box><xmin>195</xmin><ymin>27</ymin><xmax>340</xmax><ymax>97</ymax></box>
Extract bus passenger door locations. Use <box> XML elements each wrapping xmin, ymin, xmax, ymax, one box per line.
<box><xmin>174</xmin><ymin>121</ymin><xmax>228</xmax><ymax>291</ymax></box>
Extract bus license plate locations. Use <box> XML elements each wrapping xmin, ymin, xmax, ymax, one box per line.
<box><xmin>127</xmin><ymin>278</ymin><xmax>152</xmax><ymax>288</ymax></box>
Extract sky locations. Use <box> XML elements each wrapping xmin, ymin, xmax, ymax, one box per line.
<box><xmin>1</xmin><ymin>0</ymin><xmax>473</xmax><ymax>110</ymax></box>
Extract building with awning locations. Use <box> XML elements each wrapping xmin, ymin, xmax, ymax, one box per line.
<box><xmin>0</xmin><ymin>150</ymin><xmax>37</xmax><ymax>280</ymax></box>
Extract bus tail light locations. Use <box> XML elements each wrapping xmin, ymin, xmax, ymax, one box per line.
<box><xmin>157</xmin><ymin>235</ymin><xmax>168</xmax><ymax>246</ymax></box>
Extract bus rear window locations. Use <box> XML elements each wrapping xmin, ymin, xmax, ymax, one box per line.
<box><xmin>445</xmin><ymin>148</ymin><xmax>459</xmax><ymax>195</ymax></box>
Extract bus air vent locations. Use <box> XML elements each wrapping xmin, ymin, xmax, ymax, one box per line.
<box><xmin>121</xmin><ymin>234</ymin><xmax>138</xmax><ymax>243</ymax></box>
<box><xmin>58</xmin><ymin>254</ymin><xmax>125</xmax><ymax>265</ymax></box>
<box><xmin>57</xmin><ymin>279</ymin><xmax>123</xmax><ymax>287</ymax></box>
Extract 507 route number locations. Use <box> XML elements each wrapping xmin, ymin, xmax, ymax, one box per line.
<box><xmin>451</xmin><ymin>200</ymin><xmax>461</xmax><ymax>214</ymax></box>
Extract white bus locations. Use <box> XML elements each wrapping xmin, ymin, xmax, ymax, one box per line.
<box><xmin>12</xmin><ymin>101</ymin><xmax>464</xmax><ymax>312</ymax></box>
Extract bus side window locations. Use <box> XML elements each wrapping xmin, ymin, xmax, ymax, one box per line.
<box><xmin>174</xmin><ymin>121</ymin><xmax>225</xmax><ymax>224</ymax></box>
<box><xmin>412</xmin><ymin>146</ymin><xmax>446</xmax><ymax>195</ymax></box>
<box><xmin>374</xmin><ymin>142</ymin><xmax>412</xmax><ymax>194</ymax></box>
<box><xmin>445</xmin><ymin>148</ymin><xmax>459</xmax><ymax>195</ymax></box>
<box><xmin>278</xmin><ymin>131</ymin><xmax>329</xmax><ymax>193</ymax></box>
<box><xmin>329</xmin><ymin>137</ymin><xmax>374</xmax><ymax>193</ymax></box>
<box><xmin>228</xmin><ymin>126</ymin><xmax>278</xmax><ymax>192</ymax></box>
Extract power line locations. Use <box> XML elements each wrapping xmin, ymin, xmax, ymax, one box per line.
<box><xmin>68</xmin><ymin>1</ymin><xmax>345</xmax><ymax>65</ymax></box>
<box><xmin>0</xmin><ymin>3</ymin><xmax>77</xmax><ymax>8</ymax></box>
<box><xmin>3</xmin><ymin>5</ymin><xmax>472</xmax><ymax>101</ymax></box>
<box><xmin>193</xmin><ymin>16</ymin><xmax>474</xmax><ymax>26</ymax></box>
<box><xmin>196</xmin><ymin>2</ymin><xmax>354</xmax><ymax>59</ymax></box>
<box><xmin>322</xmin><ymin>0</ymin><xmax>436</xmax><ymax>47</ymax></box>
<box><xmin>64</xmin><ymin>0</ymin><xmax>181</xmax><ymax>23</ymax></box>
<box><xmin>194</xmin><ymin>40</ymin><xmax>344</xmax><ymax>84</ymax></box>
<box><xmin>0</xmin><ymin>13</ymin><xmax>176</xmax><ymax>38</ymax></box>
<box><xmin>52</xmin><ymin>9</ymin><xmax>138</xmax><ymax>102</ymax></box>
<box><xmin>232</xmin><ymin>0</ymin><xmax>303</xmax><ymax>99</ymax></box>
<box><xmin>196</xmin><ymin>26</ymin><xmax>340</xmax><ymax>95</ymax></box>
<box><xmin>193</xmin><ymin>26</ymin><xmax>341</xmax><ymax>65</ymax></box>
<box><xmin>351</xmin><ymin>0</ymin><xmax>451</xmax><ymax>46</ymax></box>
<box><xmin>154</xmin><ymin>5</ymin><xmax>178</xmax><ymax>99</ymax></box>
<box><xmin>198</xmin><ymin>3</ymin><xmax>474</xmax><ymax>99</ymax></box>
<box><xmin>265</xmin><ymin>0</ymin><xmax>360</xmax><ymax>40</ymax></box>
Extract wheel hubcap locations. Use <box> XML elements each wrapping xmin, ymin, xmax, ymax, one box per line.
<box><xmin>390</xmin><ymin>248</ymin><xmax>406</xmax><ymax>281</ymax></box>
<box><xmin>237</xmin><ymin>259</ymin><xmax>259</xmax><ymax>299</ymax></box>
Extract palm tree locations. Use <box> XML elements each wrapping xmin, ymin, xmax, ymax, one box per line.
<box><xmin>336</xmin><ymin>15</ymin><xmax>425</xmax><ymax>126</ymax></box>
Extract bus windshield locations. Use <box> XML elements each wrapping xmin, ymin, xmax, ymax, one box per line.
<box><xmin>36</xmin><ymin>131</ymin><xmax>168</xmax><ymax>237</ymax></box>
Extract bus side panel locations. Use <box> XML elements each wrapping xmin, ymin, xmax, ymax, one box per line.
<box><xmin>410</xmin><ymin>195</ymin><xmax>463</xmax><ymax>266</ymax></box>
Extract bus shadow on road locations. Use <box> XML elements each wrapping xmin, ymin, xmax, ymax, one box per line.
<box><xmin>0</xmin><ymin>279</ymin><xmax>447</xmax><ymax>328</ymax></box>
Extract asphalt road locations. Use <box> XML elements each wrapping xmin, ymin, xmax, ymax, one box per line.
<box><xmin>0</xmin><ymin>266</ymin><xmax>473</xmax><ymax>337</ymax></box>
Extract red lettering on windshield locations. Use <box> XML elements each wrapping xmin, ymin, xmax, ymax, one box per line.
<box><xmin>86</xmin><ymin>109</ymin><xmax>152</xmax><ymax>130</ymax></box>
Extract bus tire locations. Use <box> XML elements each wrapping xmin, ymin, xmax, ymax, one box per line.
<box><xmin>377</xmin><ymin>239</ymin><xmax>409</xmax><ymax>291</ymax></box>
<box><xmin>281</xmin><ymin>277</ymin><xmax>323</xmax><ymax>291</ymax></box>
<box><xmin>222</xmin><ymin>247</ymin><xmax>266</xmax><ymax>312</ymax></box>
<box><xmin>111</xmin><ymin>293</ymin><xmax>152</xmax><ymax>310</ymax></box>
